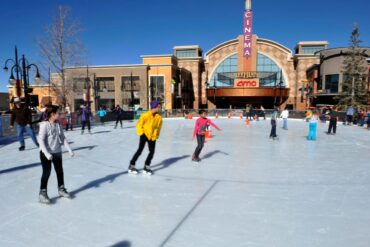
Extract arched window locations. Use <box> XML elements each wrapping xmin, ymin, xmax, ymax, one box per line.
<box><xmin>210</xmin><ymin>54</ymin><xmax>238</xmax><ymax>87</ymax></box>
<box><xmin>257</xmin><ymin>53</ymin><xmax>285</xmax><ymax>87</ymax></box>
<box><xmin>209</xmin><ymin>53</ymin><xmax>286</xmax><ymax>87</ymax></box>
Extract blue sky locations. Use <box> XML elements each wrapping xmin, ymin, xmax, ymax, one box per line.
<box><xmin>0</xmin><ymin>0</ymin><xmax>369</xmax><ymax>92</ymax></box>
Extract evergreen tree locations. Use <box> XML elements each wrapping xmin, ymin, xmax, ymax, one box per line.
<box><xmin>335</xmin><ymin>24</ymin><xmax>368</xmax><ymax>109</ymax></box>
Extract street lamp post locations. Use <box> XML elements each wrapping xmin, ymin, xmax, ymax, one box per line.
<box><xmin>130</xmin><ymin>72</ymin><xmax>134</xmax><ymax>108</ymax></box>
<box><xmin>213</xmin><ymin>77</ymin><xmax>217</xmax><ymax>108</ymax></box>
<box><xmin>3</xmin><ymin>46</ymin><xmax>41</xmax><ymax>107</ymax></box>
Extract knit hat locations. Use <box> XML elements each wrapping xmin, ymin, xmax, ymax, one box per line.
<box><xmin>150</xmin><ymin>100</ymin><xmax>160</xmax><ymax>109</ymax></box>
<box><xmin>13</xmin><ymin>97</ymin><xmax>21</xmax><ymax>104</ymax></box>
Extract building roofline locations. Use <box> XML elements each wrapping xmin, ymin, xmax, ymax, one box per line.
<box><xmin>65</xmin><ymin>64</ymin><xmax>148</xmax><ymax>69</ymax></box>
<box><xmin>314</xmin><ymin>47</ymin><xmax>370</xmax><ymax>55</ymax></box>
<box><xmin>205</xmin><ymin>38</ymin><xmax>239</xmax><ymax>57</ymax></box>
<box><xmin>140</xmin><ymin>54</ymin><xmax>173</xmax><ymax>58</ymax></box>
<box><xmin>296</xmin><ymin>41</ymin><xmax>329</xmax><ymax>46</ymax></box>
<box><xmin>257</xmin><ymin>38</ymin><xmax>292</xmax><ymax>54</ymax></box>
<box><xmin>173</xmin><ymin>45</ymin><xmax>201</xmax><ymax>50</ymax></box>
<box><xmin>177</xmin><ymin>57</ymin><xmax>203</xmax><ymax>61</ymax></box>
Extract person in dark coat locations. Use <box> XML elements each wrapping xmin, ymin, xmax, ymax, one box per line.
<box><xmin>10</xmin><ymin>97</ymin><xmax>39</xmax><ymax>151</ymax></box>
<box><xmin>113</xmin><ymin>105</ymin><xmax>124</xmax><ymax>129</ymax></box>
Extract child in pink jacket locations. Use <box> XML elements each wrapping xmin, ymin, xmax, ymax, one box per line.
<box><xmin>192</xmin><ymin>110</ymin><xmax>221</xmax><ymax>162</ymax></box>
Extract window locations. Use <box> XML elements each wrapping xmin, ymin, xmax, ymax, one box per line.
<box><xmin>96</xmin><ymin>77</ymin><xmax>115</xmax><ymax>92</ymax></box>
<box><xmin>325</xmin><ymin>74</ymin><xmax>339</xmax><ymax>93</ymax></box>
<box><xmin>300</xmin><ymin>45</ymin><xmax>325</xmax><ymax>54</ymax></box>
<box><xmin>121</xmin><ymin>76</ymin><xmax>141</xmax><ymax>106</ymax></box>
<box><xmin>257</xmin><ymin>53</ymin><xmax>285</xmax><ymax>87</ymax></box>
<box><xmin>210</xmin><ymin>54</ymin><xmax>238</xmax><ymax>87</ymax></box>
<box><xmin>72</xmin><ymin>78</ymin><xmax>86</xmax><ymax>91</ymax></box>
<box><xmin>150</xmin><ymin>76</ymin><xmax>165</xmax><ymax>102</ymax></box>
<box><xmin>176</xmin><ymin>49</ymin><xmax>197</xmax><ymax>58</ymax></box>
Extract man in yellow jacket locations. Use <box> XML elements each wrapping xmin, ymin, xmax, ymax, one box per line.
<box><xmin>128</xmin><ymin>101</ymin><xmax>163</xmax><ymax>175</ymax></box>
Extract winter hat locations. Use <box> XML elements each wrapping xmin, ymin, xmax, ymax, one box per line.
<box><xmin>150</xmin><ymin>100</ymin><xmax>160</xmax><ymax>109</ymax></box>
<box><xmin>13</xmin><ymin>97</ymin><xmax>21</xmax><ymax>103</ymax></box>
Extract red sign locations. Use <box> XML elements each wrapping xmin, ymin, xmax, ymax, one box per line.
<box><xmin>234</xmin><ymin>79</ymin><xmax>259</xmax><ymax>88</ymax></box>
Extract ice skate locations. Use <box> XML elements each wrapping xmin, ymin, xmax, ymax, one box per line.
<box><xmin>142</xmin><ymin>166</ymin><xmax>153</xmax><ymax>176</ymax></box>
<box><xmin>39</xmin><ymin>189</ymin><xmax>51</xmax><ymax>204</ymax></box>
<box><xmin>128</xmin><ymin>165</ymin><xmax>139</xmax><ymax>175</ymax></box>
<box><xmin>58</xmin><ymin>185</ymin><xmax>71</xmax><ymax>199</ymax></box>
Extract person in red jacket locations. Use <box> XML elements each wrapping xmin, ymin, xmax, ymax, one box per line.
<box><xmin>192</xmin><ymin>110</ymin><xmax>221</xmax><ymax>162</ymax></box>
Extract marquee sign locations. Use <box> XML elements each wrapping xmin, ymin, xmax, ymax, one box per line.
<box><xmin>244</xmin><ymin>10</ymin><xmax>253</xmax><ymax>57</ymax></box>
<box><xmin>234</xmin><ymin>78</ymin><xmax>259</xmax><ymax>88</ymax></box>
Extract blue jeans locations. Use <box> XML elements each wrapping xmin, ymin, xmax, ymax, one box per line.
<box><xmin>283</xmin><ymin>118</ymin><xmax>288</xmax><ymax>129</ymax></box>
<box><xmin>308</xmin><ymin>122</ymin><xmax>317</xmax><ymax>140</ymax></box>
<box><xmin>16</xmin><ymin>124</ymin><xmax>38</xmax><ymax>147</ymax></box>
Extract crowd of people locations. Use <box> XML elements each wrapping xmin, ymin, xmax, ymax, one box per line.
<box><xmin>7</xmin><ymin>97</ymin><xmax>370</xmax><ymax>204</ymax></box>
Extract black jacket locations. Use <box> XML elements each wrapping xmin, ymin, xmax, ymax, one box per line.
<box><xmin>11</xmin><ymin>105</ymin><xmax>33</xmax><ymax>126</ymax></box>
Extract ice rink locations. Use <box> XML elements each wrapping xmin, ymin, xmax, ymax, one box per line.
<box><xmin>1</xmin><ymin>118</ymin><xmax>370</xmax><ymax>247</ymax></box>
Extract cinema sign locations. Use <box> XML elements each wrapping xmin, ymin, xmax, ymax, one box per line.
<box><xmin>234</xmin><ymin>71</ymin><xmax>259</xmax><ymax>87</ymax></box>
<box><xmin>234</xmin><ymin>78</ymin><xmax>260</xmax><ymax>88</ymax></box>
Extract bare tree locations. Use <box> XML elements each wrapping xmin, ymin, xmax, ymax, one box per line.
<box><xmin>38</xmin><ymin>5</ymin><xmax>85</xmax><ymax>106</ymax></box>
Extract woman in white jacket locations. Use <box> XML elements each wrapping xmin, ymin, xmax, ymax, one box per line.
<box><xmin>38</xmin><ymin>105</ymin><xmax>74</xmax><ymax>204</ymax></box>
<box><xmin>280</xmin><ymin>108</ymin><xmax>289</xmax><ymax>130</ymax></box>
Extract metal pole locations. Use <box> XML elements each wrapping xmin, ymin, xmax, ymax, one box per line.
<box><xmin>352</xmin><ymin>76</ymin><xmax>355</xmax><ymax>106</ymax></box>
<box><xmin>86</xmin><ymin>65</ymin><xmax>91</xmax><ymax>108</ymax></box>
<box><xmin>14</xmin><ymin>47</ymin><xmax>21</xmax><ymax>97</ymax></box>
<box><xmin>94</xmin><ymin>73</ymin><xmax>97</xmax><ymax>112</ymax></box>
<box><xmin>213</xmin><ymin>77</ymin><xmax>217</xmax><ymax>108</ymax></box>
<box><xmin>130</xmin><ymin>72</ymin><xmax>134</xmax><ymax>108</ymax></box>
<box><xmin>48</xmin><ymin>67</ymin><xmax>51</xmax><ymax>104</ymax></box>
<box><xmin>21</xmin><ymin>55</ymin><xmax>29</xmax><ymax>106</ymax></box>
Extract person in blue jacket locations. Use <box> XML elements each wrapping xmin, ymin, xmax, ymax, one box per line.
<box><xmin>97</xmin><ymin>106</ymin><xmax>107</xmax><ymax>125</ymax></box>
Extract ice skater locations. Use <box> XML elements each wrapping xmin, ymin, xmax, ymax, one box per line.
<box><xmin>270</xmin><ymin>107</ymin><xmax>278</xmax><ymax>140</ymax></box>
<box><xmin>128</xmin><ymin>101</ymin><xmax>163</xmax><ymax>175</ymax></box>
<box><xmin>97</xmin><ymin>106</ymin><xmax>107</xmax><ymax>125</ymax></box>
<box><xmin>10</xmin><ymin>97</ymin><xmax>39</xmax><ymax>151</ymax></box>
<box><xmin>80</xmin><ymin>105</ymin><xmax>91</xmax><ymax>134</ymax></box>
<box><xmin>38</xmin><ymin>105</ymin><xmax>75</xmax><ymax>204</ymax></box>
<box><xmin>280</xmin><ymin>107</ymin><xmax>289</xmax><ymax>130</ymax></box>
<box><xmin>306</xmin><ymin>111</ymin><xmax>318</xmax><ymax>141</ymax></box>
<box><xmin>113</xmin><ymin>104</ymin><xmax>124</xmax><ymax>129</ymax></box>
<box><xmin>192</xmin><ymin>110</ymin><xmax>221</xmax><ymax>162</ymax></box>
<box><xmin>327</xmin><ymin>106</ymin><xmax>338</xmax><ymax>135</ymax></box>
<box><xmin>65</xmin><ymin>103</ymin><xmax>73</xmax><ymax>131</ymax></box>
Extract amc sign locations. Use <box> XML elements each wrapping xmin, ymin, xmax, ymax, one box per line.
<box><xmin>234</xmin><ymin>79</ymin><xmax>259</xmax><ymax>88</ymax></box>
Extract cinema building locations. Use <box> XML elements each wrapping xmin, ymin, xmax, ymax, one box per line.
<box><xmin>8</xmin><ymin>0</ymin><xmax>338</xmax><ymax>111</ymax></box>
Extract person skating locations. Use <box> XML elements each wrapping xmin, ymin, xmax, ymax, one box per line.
<box><xmin>38</xmin><ymin>105</ymin><xmax>75</xmax><ymax>204</ymax></box>
<box><xmin>37</xmin><ymin>105</ymin><xmax>47</xmax><ymax>123</ymax></box>
<box><xmin>327</xmin><ymin>106</ymin><xmax>338</xmax><ymax>135</ymax></box>
<box><xmin>306</xmin><ymin>111</ymin><xmax>318</xmax><ymax>141</ymax></box>
<box><xmin>113</xmin><ymin>105</ymin><xmax>124</xmax><ymax>129</ymax></box>
<box><xmin>260</xmin><ymin>105</ymin><xmax>266</xmax><ymax>120</ymax></box>
<box><xmin>346</xmin><ymin>106</ymin><xmax>354</xmax><ymax>125</ymax></box>
<box><xmin>65</xmin><ymin>103</ymin><xmax>73</xmax><ymax>131</ymax></box>
<box><xmin>97</xmin><ymin>107</ymin><xmax>107</xmax><ymax>125</ymax></box>
<box><xmin>280</xmin><ymin>107</ymin><xmax>289</xmax><ymax>130</ymax></box>
<box><xmin>10</xmin><ymin>97</ymin><xmax>39</xmax><ymax>151</ymax></box>
<box><xmin>128</xmin><ymin>101</ymin><xmax>162</xmax><ymax>175</ymax></box>
<box><xmin>270</xmin><ymin>107</ymin><xmax>278</xmax><ymax>140</ymax></box>
<box><xmin>366</xmin><ymin>111</ymin><xmax>370</xmax><ymax>130</ymax></box>
<box><xmin>80</xmin><ymin>105</ymin><xmax>91</xmax><ymax>134</ymax></box>
<box><xmin>192</xmin><ymin>110</ymin><xmax>221</xmax><ymax>162</ymax></box>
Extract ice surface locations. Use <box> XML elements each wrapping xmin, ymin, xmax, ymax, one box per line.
<box><xmin>0</xmin><ymin>118</ymin><xmax>370</xmax><ymax>247</ymax></box>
